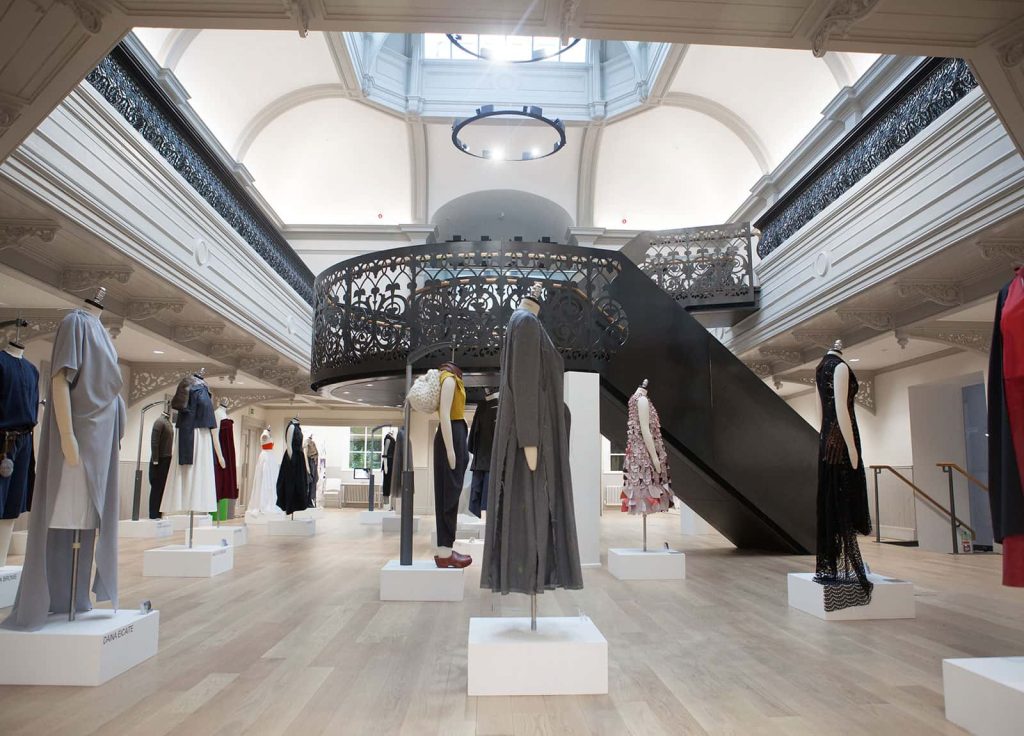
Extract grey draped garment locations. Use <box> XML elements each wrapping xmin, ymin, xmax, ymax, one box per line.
<box><xmin>3</xmin><ymin>309</ymin><xmax>125</xmax><ymax>631</ymax></box>
<box><xmin>481</xmin><ymin>308</ymin><xmax>583</xmax><ymax>595</ymax></box>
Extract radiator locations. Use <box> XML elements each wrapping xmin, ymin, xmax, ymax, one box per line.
<box><xmin>603</xmin><ymin>485</ymin><xmax>623</xmax><ymax>507</ymax></box>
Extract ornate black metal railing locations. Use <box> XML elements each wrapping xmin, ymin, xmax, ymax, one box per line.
<box><xmin>621</xmin><ymin>222</ymin><xmax>757</xmax><ymax>310</ymax></box>
<box><xmin>755</xmin><ymin>57</ymin><xmax>979</xmax><ymax>259</ymax></box>
<box><xmin>85</xmin><ymin>43</ymin><xmax>316</xmax><ymax>305</ymax></box>
<box><xmin>311</xmin><ymin>241</ymin><xmax>630</xmax><ymax>389</ymax></box>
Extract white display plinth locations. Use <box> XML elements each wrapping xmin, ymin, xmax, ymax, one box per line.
<box><xmin>607</xmin><ymin>548</ymin><xmax>686</xmax><ymax>580</ymax></box>
<box><xmin>243</xmin><ymin>510</ymin><xmax>283</xmax><ymax>527</ymax></box>
<box><xmin>166</xmin><ymin>514</ymin><xmax>212</xmax><ymax>532</ymax></box>
<box><xmin>118</xmin><ymin>518</ymin><xmax>173</xmax><ymax>539</ymax></box>
<box><xmin>0</xmin><ymin>565</ymin><xmax>22</xmax><ymax>608</ymax></box>
<box><xmin>295</xmin><ymin>507</ymin><xmax>326</xmax><ymax>520</ymax></box>
<box><xmin>143</xmin><ymin>544</ymin><xmax>234</xmax><ymax>577</ymax></box>
<box><xmin>0</xmin><ymin>609</ymin><xmax>159</xmax><ymax>686</ymax></box>
<box><xmin>454</xmin><ymin>538</ymin><xmax>485</xmax><ymax>556</ymax></box>
<box><xmin>269</xmin><ymin>518</ymin><xmax>316</xmax><ymax>537</ymax></box>
<box><xmin>944</xmin><ymin>657</ymin><xmax>1024</xmax><ymax>736</ymax></box>
<box><xmin>379</xmin><ymin>560</ymin><xmax>464</xmax><ymax>601</ymax></box>
<box><xmin>359</xmin><ymin>510</ymin><xmax>395</xmax><ymax>525</ymax></box>
<box><xmin>468</xmin><ymin>616</ymin><xmax>608</xmax><ymax>696</ymax></box>
<box><xmin>787</xmin><ymin>572</ymin><xmax>914</xmax><ymax>621</ymax></box>
<box><xmin>10</xmin><ymin>530</ymin><xmax>27</xmax><ymax>556</ymax></box>
<box><xmin>192</xmin><ymin>525</ymin><xmax>247</xmax><ymax>547</ymax></box>
<box><xmin>382</xmin><ymin>515</ymin><xmax>418</xmax><ymax>533</ymax></box>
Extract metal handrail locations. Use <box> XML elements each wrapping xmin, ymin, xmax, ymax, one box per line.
<box><xmin>937</xmin><ymin>462</ymin><xmax>989</xmax><ymax>493</ymax></box>
<box><xmin>870</xmin><ymin>465</ymin><xmax>975</xmax><ymax>554</ymax></box>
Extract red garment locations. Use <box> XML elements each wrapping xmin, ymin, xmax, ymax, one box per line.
<box><xmin>261</xmin><ymin>442</ymin><xmax>274</xmax><ymax>450</ymax></box>
<box><xmin>213</xmin><ymin>417</ymin><xmax>239</xmax><ymax>501</ymax></box>
<box><xmin>999</xmin><ymin>274</ymin><xmax>1024</xmax><ymax>585</ymax></box>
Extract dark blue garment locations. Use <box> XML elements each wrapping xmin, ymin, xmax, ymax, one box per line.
<box><xmin>469</xmin><ymin>470</ymin><xmax>489</xmax><ymax>517</ymax></box>
<box><xmin>175</xmin><ymin>379</ymin><xmax>217</xmax><ymax>465</ymax></box>
<box><xmin>0</xmin><ymin>351</ymin><xmax>39</xmax><ymax>519</ymax></box>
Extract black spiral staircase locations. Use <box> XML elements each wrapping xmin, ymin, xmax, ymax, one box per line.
<box><xmin>311</xmin><ymin>225</ymin><xmax>818</xmax><ymax>553</ymax></box>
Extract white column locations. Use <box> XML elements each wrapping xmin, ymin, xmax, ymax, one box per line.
<box><xmin>564</xmin><ymin>372</ymin><xmax>601</xmax><ymax>567</ymax></box>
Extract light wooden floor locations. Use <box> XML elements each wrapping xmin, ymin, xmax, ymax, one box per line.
<box><xmin>1</xmin><ymin>508</ymin><xmax>1021</xmax><ymax>735</ymax></box>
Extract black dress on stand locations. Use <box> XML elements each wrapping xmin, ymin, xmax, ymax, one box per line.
<box><xmin>814</xmin><ymin>352</ymin><xmax>873</xmax><ymax>611</ymax></box>
<box><xmin>276</xmin><ymin>420</ymin><xmax>309</xmax><ymax>515</ymax></box>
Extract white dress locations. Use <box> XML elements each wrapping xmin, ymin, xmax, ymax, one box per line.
<box><xmin>161</xmin><ymin>428</ymin><xmax>218</xmax><ymax>514</ymax></box>
<box><xmin>245</xmin><ymin>442</ymin><xmax>283</xmax><ymax>520</ymax></box>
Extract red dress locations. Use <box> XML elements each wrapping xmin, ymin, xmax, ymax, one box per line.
<box><xmin>213</xmin><ymin>417</ymin><xmax>239</xmax><ymax>501</ymax></box>
<box><xmin>999</xmin><ymin>274</ymin><xmax>1024</xmax><ymax>585</ymax></box>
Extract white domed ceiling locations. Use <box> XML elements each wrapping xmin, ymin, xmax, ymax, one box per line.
<box><xmin>131</xmin><ymin>28</ymin><xmax>879</xmax><ymax>241</ymax></box>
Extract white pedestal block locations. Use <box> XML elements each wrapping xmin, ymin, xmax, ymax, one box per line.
<box><xmin>10</xmin><ymin>530</ymin><xmax>27</xmax><ymax>556</ymax></box>
<box><xmin>607</xmin><ymin>548</ymin><xmax>686</xmax><ymax>580</ymax></box>
<box><xmin>944</xmin><ymin>657</ymin><xmax>1024</xmax><ymax>736</ymax></box>
<box><xmin>0</xmin><ymin>565</ymin><xmax>22</xmax><ymax>608</ymax></box>
<box><xmin>468</xmin><ymin>616</ymin><xmax>608</xmax><ymax>696</ymax></box>
<box><xmin>0</xmin><ymin>609</ymin><xmax>159</xmax><ymax>686</ymax></box>
<box><xmin>382</xmin><ymin>515</ymin><xmax>418</xmax><ymax>533</ymax></box>
<box><xmin>192</xmin><ymin>525</ymin><xmax>247</xmax><ymax>547</ymax></box>
<box><xmin>269</xmin><ymin>518</ymin><xmax>316</xmax><ymax>537</ymax></box>
<box><xmin>118</xmin><ymin>518</ymin><xmax>173</xmax><ymax>539</ymax></box>
<box><xmin>143</xmin><ymin>544</ymin><xmax>234</xmax><ymax>577</ymax></box>
<box><xmin>166</xmin><ymin>514</ymin><xmax>212</xmax><ymax>532</ymax></box>
<box><xmin>379</xmin><ymin>560</ymin><xmax>464</xmax><ymax>601</ymax></box>
<box><xmin>359</xmin><ymin>510</ymin><xmax>395</xmax><ymax>525</ymax></box>
<box><xmin>295</xmin><ymin>507</ymin><xmax>326</xmax><ymax>520</ymax></box>
<box><xmin>787</xmin><ymin>572</ymin><xmax>915</xmax><ymax>621</ymax></box>
<box><xmin>453</xmin><ymin>538</ymin><xmax>485</xmax><ymax>556</ymax></box>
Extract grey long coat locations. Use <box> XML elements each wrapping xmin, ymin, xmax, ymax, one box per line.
<box><xmin>3</xmin><ymin>310</ymin><xmax>125</xmax><ymax>631</ymax></box>
<box><xmin>481</xmin><ymin>308</ymin><xmax>583</xmax><ymax>595</ymax></box>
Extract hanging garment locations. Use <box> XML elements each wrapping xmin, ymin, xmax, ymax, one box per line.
<box><xmin>468</xmin><ymin>397</ymin><xmax>497</xmax><ymax>517</ymax></box>
<box><xmin>620</xmin><ymin>389</ymin><xmax>674</xmax><ymax>515</ymax></box>
<box><xmin>814</xmin><ymin>352</ymin><xmax>873</xmax><ymax>611</ymax></box>
<box><xmin>988</xmin><ymin>274</ymin><xmax>1024</xmax><ymax>586</ymax></box>
<box><xmin>381</xmin><ymin>433</ymin><xmax>396</xmax><ymax>498</ymax></box>
<box><xmin>276</xmin><ymin>420</ymin><xmax>309</xmax><ymax>514</ymax></box>
<box><xmin>481</xmin><ymin>308</ymin><xmax>583</xmax><ymax>595</ymax></box>
<box><xmin>434</xmin><ymin>370</ymin><xmax>469</xmax><ymax>548</ymax></box>
<box><xmin>3</xmin><ymin>309</ymin><xmax>125</xmax><ymax>631</ymax></box>
<box><xmin>389</xmin><ymin>428</ymin><xmax>408</xmax><ymax>499</ymax></box>
<box><xmin>0</xmin><ymin>350</ymin><xmax>39</xmax><ymax>519</ymax></box>
<box><xmin>248</xmin><ymin>439</ymin><xmax>282</xmax><ymax>515</ymax></box>
<box><xmin>304</xmin><ymin>437</ymin><xmax>318</xmax><ymax>507</ymax></box>
<box><xmin>213</xmin><ymin>417</ymin><xmax>239</xmax><ymax>502</ymax></box>
<box><xmin>148</xmin><ymin>413</ymin><xmax>173</xmax><ymax>519</ymax></box>
<box><xmin>161</xmin><ymin>379</ymin><xmax>218</xmax><ymax>514</ymax></box>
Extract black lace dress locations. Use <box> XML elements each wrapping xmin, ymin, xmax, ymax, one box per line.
<box><xmin>276</xmin><ymin>420</ymin><xmax>310</xmax><ymax>515</ymax></box>
<box><xmin>815</xmin><ymin>352</ymin><xmax>874</xmax><ymax>611</ymax></box>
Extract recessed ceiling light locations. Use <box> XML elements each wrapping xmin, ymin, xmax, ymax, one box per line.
<box><xmin>343</xmin><ymin>391</ymin><xmax>350</xmax><ymax>395</ymax></box>
<box><xmin>366</xmin><ymin>383</ymin><xmax>374</xmax><ymax>387</ymax></box>
<box><xmin>849</xmin><ymin>358</ymin><xmax>861</xmax><ymax>362</ymax></box>
<box><xmin>152</xmin><ymin>350</ymin><xmax>165</xmax><ymax>355</ymax></box>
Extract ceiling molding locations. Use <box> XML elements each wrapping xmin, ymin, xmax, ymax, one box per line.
<box><xmin>895</xmin><ymin>321</ymin><xmax>992</xmax><ymax>354</ymax></box>
<box><xmin>821</xmin><ymin>51</ymin><xmax>855</xmax><ymax>88</ymax></box>
<box><xmin>895</xmin><ymin>278</ymin><xmax>963</xmax><ymax>306</ymax></box>
<box><xmin>234</xmin><ymin>83</ymin><xmax>350</xmax><ymax>160</ymax></box>
<box><xmin>409</xmin><ymin>120</ymin><xmax>428</xmax><ymax>224</ymax></box>
<box><xmin>660</xmin><ymin>92</ymin><xmax>772</xmax><ymax>174</ymax></box>
<box><xmin>810</xmin><ymin>0</ymin><xmax>883</xmax><ymax>58</ymax></box>
<box><xmin>162</xmin><ymin>29</ymin><xmax>201</xmax><ymax>72</ymax></box>
<box><xmin>575</xmin><ymin>124</ymin><xmax>603</xmax><ymax>228</ymax></box>
<box><xmin>126</xmin><ymin>362</ymin><xmax>233</xmax><ymax>405</ymax></box>
<box><xmin>0</xmin><ymin>217</ymin><xmax>58</xmax><ymax>251</ymax></box>
<box><xmin>127</xmin><ymin>297</ymin><xmax>186</xmax><ymax>321</ymax></box>
<box><xmin>60</xmin><ymin>264</ymin><xmax>133</xmax><ymax>293</ymax></box>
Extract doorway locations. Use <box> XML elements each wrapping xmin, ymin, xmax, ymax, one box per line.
<box><xmin>962</xmin><ymin>383</ymin><xmax>993</xmax><ymax>549</ymax></box>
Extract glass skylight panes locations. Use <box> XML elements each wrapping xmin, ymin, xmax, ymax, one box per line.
<box><xmin>424</xmin><ymin>34</ymin><xmax>587</xmax><ymax>63</ymax></box>
<box><xmin>424</xmin><ymin>33</ymin><xmax>452</xmax><ymax>59</ymax></box>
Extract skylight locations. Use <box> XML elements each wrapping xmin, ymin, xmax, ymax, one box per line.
<box><xmin>424</xmin><ymin>33</ymin><xmax>587</xmax><ymax>63</ymax></box>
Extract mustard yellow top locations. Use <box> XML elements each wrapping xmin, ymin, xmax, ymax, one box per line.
<box><xmin>439</xmin><ymin>370</ymin><xmax>466</xmax><ymax>420</ymax></box>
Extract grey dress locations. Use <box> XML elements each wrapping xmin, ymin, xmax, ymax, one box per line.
<box><xmin>3</xmin><ymin>309</ymin><xmax>125</xmax><ymax>631</ymax></box>
<box><xmin>481</xmin><ymin>308</ymin><xmax>583</xmax><ymax>595</ymax></box>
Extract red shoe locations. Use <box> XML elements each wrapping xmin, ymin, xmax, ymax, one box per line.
<box><xmin>435</xmin><ymin>550</ymin><xmax>472</xmax><ymax>569</ymax></box>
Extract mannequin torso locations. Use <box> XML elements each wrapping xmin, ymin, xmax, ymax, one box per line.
<box><xmin>517</xmin><ymin>296</ymin><xmax>541</xmax><ymax>471</ymax></box>
<box><xmin>635</xmin><ymin>388</ymin><xmax>662</xmax><ymax>474</ymax></box>
<box><xmin>817</xmin><ymin>349</ymin><xmax>859</xmax><ymax>469</ymax></box>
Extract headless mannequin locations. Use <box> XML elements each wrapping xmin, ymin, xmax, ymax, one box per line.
<box><xmin>0</xmin><ymin>342</ymin><xmax>25</xmax><ymax>564</ymax></box>
<box><xmin>635</xmin><ymin>384</ymin><xmax>661</xmax><ymax>474</ymax></box>
<box><xmin>436</xmin><ymin>370</ymin><xmax>460</xmax><ymax>558</ymax></box>
<box><xmin>284</xmin><ymin>420</ymin><xmax>303</xmax><ymax>463</ymax></box>
<box><xmin>517</xmin><ymin>295</ymin><xmax>541</xmax><ymax>471</ymax></box>
<box><xmin>200</xmin><ymin>377</ymin><xmax>226</xmax><ymax>471</ymax></box>
<box><xmin>817</xmin><ymin>344</ymin><xmax>859</xmax><ymax>469</ymax></box>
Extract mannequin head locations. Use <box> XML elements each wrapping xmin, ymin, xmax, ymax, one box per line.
<box><xmin>83</xmin><ymin>286</ymin><xmax>106</xmax><ymax>317</ymax></box>
<box><xmin>829</xmin><ymin>339</ymin><xmax>844</xmax><ymax>354</ymax></box>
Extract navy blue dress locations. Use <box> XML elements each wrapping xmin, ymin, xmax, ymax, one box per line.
<box><xmin>0</xmin><ymin>350</ymin><xmax>39</xmax><ymax>519</ymax></box>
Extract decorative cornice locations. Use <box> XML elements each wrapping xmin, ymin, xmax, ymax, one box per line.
<box><xmin>742</xmin><ymin>360</ymin><xmax>774</xmax><ymax>379</ymax></box>
<box><xmin>0</xmin><ymin>308</ymin><xmax>66</xmax><ymax>345</ymax></box>
<box><xmin>836</xmin><ymin>309</ymin><xmax>894</xmax><ymax>331</ymax></box>
<box><xmin>0</xmin><ymin>218</ymin><xmax>58</xmax><ymax>251</ymax></box>
<box><xmin>127</xmin><ymin>362</ymin><xmax>233</xmax><ymax>404</ymax></box>
<box><xmin>172</xmin><ymin>322</ymin><xmax>224</xmax><ymax>342</ymax></box>
<box><xmin>792</xmin><ymin>330</ymin><xmax>838</xmax><ymax>350</ymax></box>
<box><xmin>283</xmin><ymin>0</ymin><xmax>312</xmax><ymax>38</ymax></box>
<box><xmin>127</xmin><ymin>298</ymin><xmax>186</xmax><ymax>321</ymax></box>
<box><xmin>756</xmin><ymin>58</ymin><xmax>978</xmax><ymax>258</ymax></box>
<box><xmin>54</xmin><ymin>0</ymin><xmax>104</xmax><ymax>34</ymax></box>
<box><xmin>895</xmin><ymin>279</ymin><xmax>963</xmax><ymax>307</ymax></box>
<box><xmin>0</xmin><ymin>93</ymin><xmax>25</xmax><ymax>131</ymax></box>
<box><xmin>560</xmin><ymin>0</ymin><xmax>581</xmax><ymax>45</ymax></box>
<box><xmin>811</xmin><ymin>0</ymin><xmax>881</xmax><ymax>58</ymax></box>
<box><xmin>260</xmin><ymin>365</ymin><xmax>299</xmax><ymax>384</ymax></box>
<box><xmin>978</xmin><ymin>239</ymin><xmax>1024</xmax><ymax>264</ymax></box>
<box><xmin>758</xmin><ymin>346</ymin><xmax>803</xmax><ymax>366</ymax></box>
<box><xmin>996</xmin><ymin>31</ymin><xmax>1024</xmax><ymax>68</ymax></box>
<box><xmin>61</xmin><ymin>265</ymin><xmax>132</xmax><ymax>292</ymax></box>
<box><xmin>895</xmin><ymin>321</ymin><xmax>992</xmax><ymax>354</ymax></box>
<box><xmin>208</xmin><ymin>388</ymin><xmax>289</xmax><ymax>412</ymax></box>
<box><xmin>238</xmin><ymin>355</ymin><xmax>279</xmax><ymax>371</ymax></box>
<box><xmin>209</xmin><ymin>340</ymin><xmax>256</xmax><ymax>360</ymax></box>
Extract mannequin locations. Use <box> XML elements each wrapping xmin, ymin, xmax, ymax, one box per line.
<box><xmin>620</xmin><ymin>379</ymin><xmax>673</xmax><ymax>547</ymax></box>
<box><xmin>303</xmin><ymin>432</ymin><xmax>319</xmax><ymax>507</ymax></box>
<box><xmin>148</xmin><ymin>402</ymin><xmax>173</xmax><ymax>519</ymax></box>
<box><xmin>212</xmin><ymin>397</ymin><xmax>238</xmax><ymax>521</ymax></box>
<box><xmin>434</xmin><ymin>361</ymin><xmax>471</xmax><ymax>568</ymax></box>
<box><xmin>277</xmin><ymin>418</ymin><xmax>309</xmax><ymax>515</ymax></box>
<box><xmin>246</xmin><ymin>427</ymin><xmax>282</xmax><ymax>518</ymax></box>
<box><xmin>481</xmin><ymin>283</ymin><xmax>583</xmax><ymax>607</ymax></box>
<box><xmin>0</xmin><ymin>323</ymin><xmax>39</xmax><ymax>566</ymax></box>
<box><xmin>467</xmin><ymin>391</ymin><xmax>498</xmax><ymax>517</ymax></box>
<box><xmin>4</xmin><ymin>287</ymin><xmax>126</xmax><ymax>630</ymax></box>
<box><xmin>381</xmin><ymin>431</ymin><xmax>396</xmax><ymax>505</ymax></box>
<box><xmin>813</xmin><ymin>339</ymin><xmax>873</xmax><ymax>611</ymax></box>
